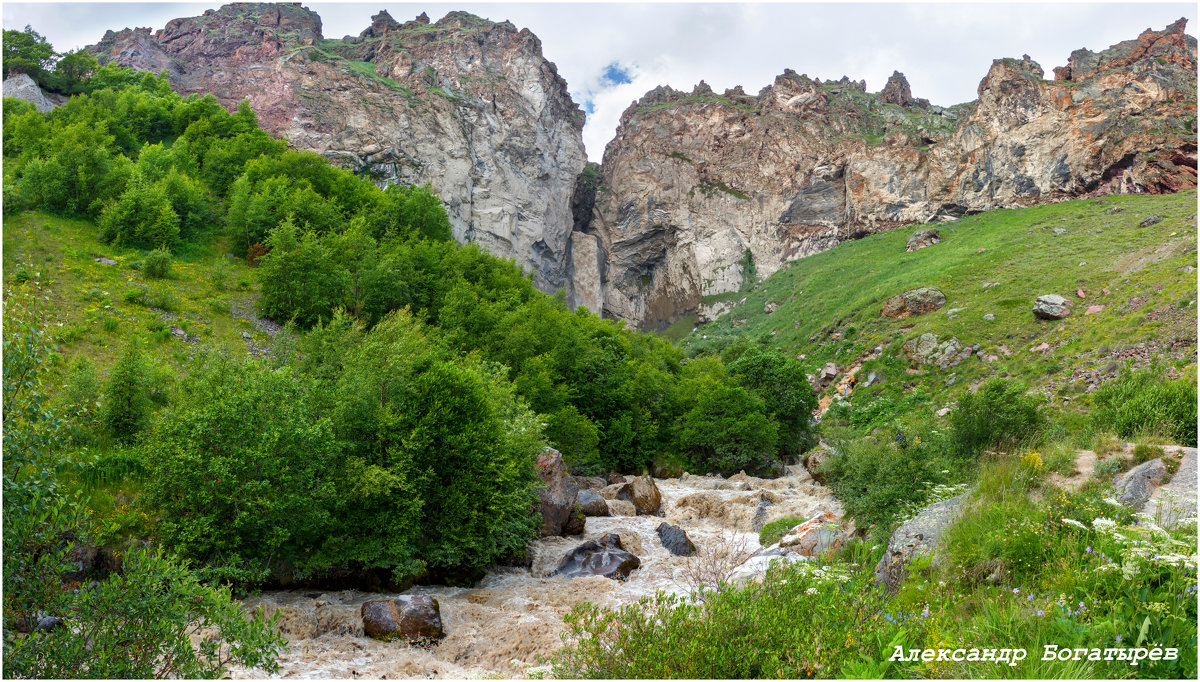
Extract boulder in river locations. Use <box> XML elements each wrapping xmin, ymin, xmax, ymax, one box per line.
<box><xmin>616</xmin><ymin>475</ymin><xmax>662</xmax><ymax>515</ymax></box>
<box><xmin>655</xmin><ymin>522</ymin><xmax>697</xmax><ymax>556</ymax></box>
<box><xmin>535</xmin><ymin>447</ymin><xmax>579</xmax><ymax>536</ymax></box>
<box><xmin>549</xmin><ymin>533</ymin><xmax>641</xmax><ymax>580</ymax></box>
<box><xmin>562</xmin><ymin>504</ymin><xmax>586</xmax><ymax>535</ymax></box>
<box><xmin>778</xmin><ymin>510</ymin><xmax>845</xmax><ymax>557</ymax></box>
<box><xmin>361</xmin><ymin>595</ymin><xmax>445</xmax><ymax>642</ymax></box>
<box><xmin>577</xmin><ymin>488</ymin><xmax>610</xmax><ymax>516</ymax></box>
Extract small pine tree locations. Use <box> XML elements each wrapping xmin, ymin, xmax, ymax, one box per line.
<box><xmin>101</xmin><ymin>341</ymin><xmax>151</xmax><ymax>443</ymax></box>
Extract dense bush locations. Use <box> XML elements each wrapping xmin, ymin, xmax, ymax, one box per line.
<box><xmin>141</xmin><ymin>248</ymin><xmax>172</xmax><ymax>279</ymax></box>
<box><xmin>758</xmin><ymin>516</ymin><xmax>803</xmax><ymax>546</ymax></box>
<box><xmin>726</xmin><ymin>345</ymin><xmax>817</xmax><ymax>459</ymax></box>
<box><xmin>1091</xmin><ymin>369</ymin><xmax>1197</xmax><ymax>446</ymax></box>
<box><xmin>949</xmin><ymin>378</ymin><xmax>1046</xmax><ymax>457</ymax></box>
<box><xmin>822</xmin><ymin>429</ymin><xmax>962</xmax><ymax>530</ymax></box>
<box><xmin>141</xmin><ymin>354</ymin><xmax>339</xmax><ymax>584</ymax></box>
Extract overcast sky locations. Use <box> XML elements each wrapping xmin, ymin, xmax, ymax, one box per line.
<box><xmin>4</xmin><ymin>1</ymin><xmax>1196</xmax><ymax>160</ymax></box>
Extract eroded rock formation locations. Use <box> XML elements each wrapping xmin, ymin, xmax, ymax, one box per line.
<box><xmin>89</xmin><ymin>3</ymin><xmax>587</xmax><ymax>294</ymax></box>
<box><xmin>582</xmin><ymin>20</ymin><xmax>1197</xmax><ymax>329</ymax></box>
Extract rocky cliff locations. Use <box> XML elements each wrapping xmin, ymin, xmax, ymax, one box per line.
<box><xmin>581</xmin><ymin>20</ymin><xmax>1197</xmax><ymax>330</ymax></box>
<box><xmin>90</xmin><ymin>3</ymin><xmax>587</xmax><ymax>294</ymax></box>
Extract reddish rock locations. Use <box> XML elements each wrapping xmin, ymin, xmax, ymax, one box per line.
<box><xmin>536</xmin><ymin>448</ymin><xmax>580</xmax><ymax>537</ymax></box>
<box><xmin>1085</xmin><ymin>304</ymin><xmax>1105</xmax><ymax>315</ymax></box>
<box><xmin>1077</xmin><ymin>289</ymin><xmax>1086</xmax><ymax>299</ymax></box>
<box><xmin>778</xmin><ymin>511</ymin><xmax>845</xmax><ymax>557</ymax></box>
<box><xmin>616</xmin><ymin>476</ymin><xmax>662</xmax><ymax>515</ymax></box>
<box><xmin>881</xmin><ymin>287</ymin><xmax>947</xmax><ymax>319</ymax></box>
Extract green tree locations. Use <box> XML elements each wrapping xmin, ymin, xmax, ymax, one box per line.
<box><xmin>727</xmin><ymin>345</ymin><xmax>817</xmax><ymax>460</ymax></box>
<box><xmin>2</xmin><ymin>26</ymin><xmax>55</xmax><ymax>82</ymax></box>
<box><xmin>257</xmin><ymin>218</ymin><xmax>347</xmax><ymax>327</ymax></box>
<box><xmin>100</xmin><ymin>339</ymin><xmax>151</xmax><ymax>443</ymax></box>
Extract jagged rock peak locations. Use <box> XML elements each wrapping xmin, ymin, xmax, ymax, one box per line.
<box><xmin>1054</xmin><ymin>18</ymin><xmax>1196</xmax><ymax>81</ymax></box>
<box><xmin>879</xmin><ymin>70</ymin><xmax>914</xmax><ymax>105</ymax></box>
<box><xmin>360</xmin><ymin>9</ymin><xmax>400</xmax><ymax>38</ymax></box>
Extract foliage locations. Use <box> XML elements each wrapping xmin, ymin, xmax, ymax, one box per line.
<box><xmin>726</xmin><ymin>344</ymin><xmax>817</xmax><ymax>459</ymax></box>
<box><xmin>99</xmin><ymin>340</ymin><xmax>151</xmax><ymax>444</ymax></box>
<box><xmin>141</xmin><ymin>247</ymin><xmax>172</xmax><ymax>279</ymax></box>
<box><xmin>141</xmin><ymin>353</ymin><xmax>339</xmax><ymax>585</ymax></box>
<box><xmin>2</xmin><ymin>26</ymin><xmax>55</xmax><ymax>82</ymax></box>
<box><xmin>949</xmin><ymin>379</ymin><xmax>1046</xmax><ymax>457</ymax></box>
<box><xmin>2</xmin><ymin>294</ymin><xmax>286</xmax><ymax>678</ymax></box>
<box><xmin>822</xmin><ymin>428</ymin><xmax>963</xmax><ymax>531</ymax></box>
<box><xmin>1091</xmin><ymin>369</ymin><xmax>1197</xmax><ymax>446</ymax></box>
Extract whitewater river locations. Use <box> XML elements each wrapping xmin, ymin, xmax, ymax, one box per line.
<box><xmin>232</xmin><ymin>466</ymin><xmax>843</xmax><ymax>679</ymax></box>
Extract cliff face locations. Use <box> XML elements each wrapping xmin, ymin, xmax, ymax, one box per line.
<box><xmin>583</xmin><ymin>20</ymin><xmax>1197</xmax><ymax>330</ymax></box>
<box><xmin>90</xmin><ymin>3</ymin><xmax>587</xmax><ymax>294</ymax></box>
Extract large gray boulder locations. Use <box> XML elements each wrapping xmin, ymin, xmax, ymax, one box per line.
<box><xmin>535</xmin><ymin>448</ymin><xmax>579</xmax><ymax>536</ymax></box>
<box><xmin>1115</xmin><ymin>458</ymin><xmax>1167</xmax><ymax>509</ymax></box>
<box><xmin>902</xmin><ymin>333</ymin><xmax>972</xmax><ymax>369</ymax></box>
<box><xmin>361</xmin><ymin>595</ymin><xmax>445</xmax><ymax>642</ymax></box>
<box><xmin>1142</xmin><ymin>448</ymin><xmax>1197</xmax><ymax>528</ymax></box>
<box><xmin>549</xmin><ymin>533</ymin><xmax>641</xmax><ymax>580</ymax></box>
<box><xmin>874</xmin><ymin>494</ymin><xmax>966</xmax><ymax>590</ymax></box>
<box><xmin>2</xmin><ymin>73</ymin><xmax>55</xmax><ymax>113</ymax></box>
<box><xmin>577</xmin><ymin>488</ymin><xmax>610</xmax><ymax>516</ymax></box>
<box><xmin>1033</xmin><ymin>294</ymin><xmax>1071</xmax><ymax>320</ymax></box>
<box><xmin>882</xmin><ymin>287</ymin><xmax>947</xmax><ymax>319</ymax></box>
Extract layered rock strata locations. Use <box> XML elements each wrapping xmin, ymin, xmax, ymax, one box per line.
<box><xmin>90</xmin><ymin>3</ymin><xmax>587</xmax><ymax>294</ymax></box>
<box><xmin>584</xmin><ymin>20</ymin><xmax>1197</xmax><ymax>329</ymax></box>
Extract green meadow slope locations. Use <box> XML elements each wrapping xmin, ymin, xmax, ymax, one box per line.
<box><xmin>681</xmin><ymin>191</ymin><xmax>1198</xmax><ymax>427</ymax></box>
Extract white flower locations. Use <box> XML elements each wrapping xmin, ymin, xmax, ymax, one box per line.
<box><xmin>805</xmin><ymin>587</ymin><xmax>818</xmax><ymax>595</ymax></box>
<box><xmin>1062</xmin><ymin>518</ymin><xmax>1089</xmax><ymax>530</ymax></box>
<box><xmin>1092</xmin><ymin>517</ymin><xmax>1118</xmax><ymax>532</ymax></box>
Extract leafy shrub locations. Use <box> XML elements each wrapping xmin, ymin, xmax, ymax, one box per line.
<box><xmin>553</xmin><ymin>560</ymin><xmax>890</xmax><ymax>679</ymax></box>
<box><xmin>822</xmin><ymin>429</ymin><xmax>961</xmax><ymax>530</ymax></box>
<box><xmin>122</xmin><ymin>286</ymin><xmax>145</xmax><ymax>304</ymax></box>
<box><xmin>141</xmin><ymin>353</ymin><xmax>339</xmax><ymax>585</ymax></box>
<box><xmin>949</xmin><ymin>379</ymin><xmax>1046</xmax><ymax>457</ymax></box>
<box><xmin>727</xmin><ymin>345</ymin><xmax>817</xmax><ymax>459</ymax></box>
<box><xmin>1132</xmin><ymin>442</ymin><xmax>1165</xmax><ymax>464</ymax></box>
<box><xmin>1092</xmin><ymin>456</ymin><xmax>1128</xmax><ymax>482</ymax></box>
<box><xmin>679</xmin><ymin>383</ymin><xmax>778</xmax><ymax>475</ymax></box>
<box><xmin>101</xmin><ymin>316</ymin><xmax>119</xmax><ymax>332</ymax></box>
<box><xmin>758</xmin><ymin>517</ymin><xmax>803</xmax><ymax>547</ymax></box>
<box><xmin>1092</xmin><ymin>369</ymin><xmax>1197</xmax><ymax>446</ymax></box>
<box><xmin>1045</xmin><ymin>485</ymin><xmax>1134</xmax><ymax>530</ymax></box>
<box><xmin>142</xmin><ymin>247</ymin><xmax>172</xmax><ymax>279</ymax></box>
<box><xmin>144</xmin><ymin>284</ymin><xmax>177</xmax><ymax>311</ymax></box>
<box><xmin>100</xmin><ymin>340</ymin><xmax>150</xmax><ymax>444</ymax></box>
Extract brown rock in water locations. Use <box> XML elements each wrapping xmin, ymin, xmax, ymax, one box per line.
<box><xmin>577</xmin><ymin>488</ymin><xmax>610</xmax><ymax>516</ymax></box>
<box><xmin>361</xmin><ymin>596</ymin><xmax>445</xmax><ymax>641</ymax></box>
<box><xmin>616</xmin><ymin>475</ymin><xmax>662</xmax><ymax>515</ymax></box>
<box><xmin>882</xmin><ymin>287</ymin><xmax>947</xmax><ymax>319</ymax></box>
<box><xmin>535</xmin><ymin>448</ymin><xmax>580</xmax><ymax>536</ymax></box>
<box><xmin>778</xmin><ymin>510</ymin><xmax>845</xmax><ymax>557</ymax></box>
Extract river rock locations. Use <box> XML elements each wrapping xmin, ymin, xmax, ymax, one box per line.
<box><xmin>655</xmin><ymin>522</ymin><xmax>697</xmax><ymax>556</ymax></box>
<box><xmin>804</xmin><ymin>448</ymin><xmax>831</xmax><ymax>484</ymax></box>
<box><xmin>906</xmin><ymin>228</ymin><xmax>941</xmax><ymax>251</ymax></box>
<box><xmin>778</xmin><ymin>510</ymin><xmax>845</xmax><ymax>557</ymax></box>
<box><xmin>361</xmin><ymin>595</ymin><xmax>445</xmax><ymax>642</ymax></box>
<box><xmin>549</xmin><ymin>533</ymin><xmax>641</xmax><ymax>580</ymax></box>
<box><xmin>874</xmin><ymin>494</ymin><xmax>966</xmax><ymax>591</ymax></box>
<box><xmin>1033</xmin><ymin>294</ymin><xmax>1071</xmax><ymax>320</ymax></box>
<box><xmin>577</xmin><ymin>489</ymin><xmax>610</xmax><ymax>516</ymax></box>
<box><xmin>569</xmin><ymin>475</ymin><xmax>607</xmax><ymax>491</ymax></box>
<box><xmin>607</xmin><ymin>499</ymin><xmax>637</xmax><ymax>516</ymax></box>
<box><xmin>1115</xmin><ymin>458</ymin><xmax>1167</xmax><ymax>509</ymax></box>
<box><xmin>562</xmin><ymin>504</ymin><xmax>586</xmax><ymax>535</ymax></box>
<box><xmin>616</xmin><ymin>475</ymin><xmax>662</xmax><ymax>515</ymax></box>
<box><xmin>881</xmin><ymin>287</ymin><xmax>947</xmax><ymax>319</ymax></box>
<box><xmin>535</xmin><ymin>448</ymin><xmax>579</xmax><ymax>537</ymax></box>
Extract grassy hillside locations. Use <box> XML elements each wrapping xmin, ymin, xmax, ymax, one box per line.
<box><xmin>681</xmin><ymin>191</ymin><xmax>1198</xmax><ymax>426</ymax></box>
<box><xmin>3</xmin><ymin>210</ymin><xmax>269</xmax><ymax>391</ymax></box>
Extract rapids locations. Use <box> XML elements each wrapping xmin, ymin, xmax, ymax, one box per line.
<box><xmin>232</xmin><ymin>465</ymin><xmax>842</xmax><ymax>679</ymax></box>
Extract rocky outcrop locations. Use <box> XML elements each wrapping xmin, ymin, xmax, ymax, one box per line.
<box><xmin>548</xmin><ymin>533</ymin><xmax>641</xmax><ymax>580</ymax></box>
<box><xmin>581</xmin><ymin>21</ymin><xmax>1197</xmax><ymax>329</ymax></box>
<box><xmin>1115</xmin><ymin>458</ymin><xmax>1167</xmax><ymax>508</ymax></box>
<box><xmin>882</xmin><ymin>287</ymin><xmax>947</xmax><ymax>318</ymax></box>
<box><xmin>905</xmin><ymin>228</ymin><xmax>941</xmax><ymax>252</ymax></box>
<box><xmin>875</xmin><ymin>494</ymin><xmax>966</xmax><ymax>590</ymax></box>
<box><xmin>2</xmin><ymin>73</ymin><xmax>55</xmax><ymax>112</ymax></box>
<box><xmin>903</xmin><ymin>333</ymin><xmax>973</xmax><ymax>368</ymax></box>
<box><xmin>361</xmin><ymin>595</ymin><xmax>445</xmax><ymax>641</ymax></box>
<box><xmin>576</xmin><ymin>488</ymin><xmax>610</xmax><ymax>516</ymax></box>
<box><xmin>777</xmin><ymin>510</ymin><xmax>845</xmax><ymax>557</ymax></box>
<box><xmin>89</xmin><ymin>3</ymin><xmax>586</xmax><ymax>296</ymax></box>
